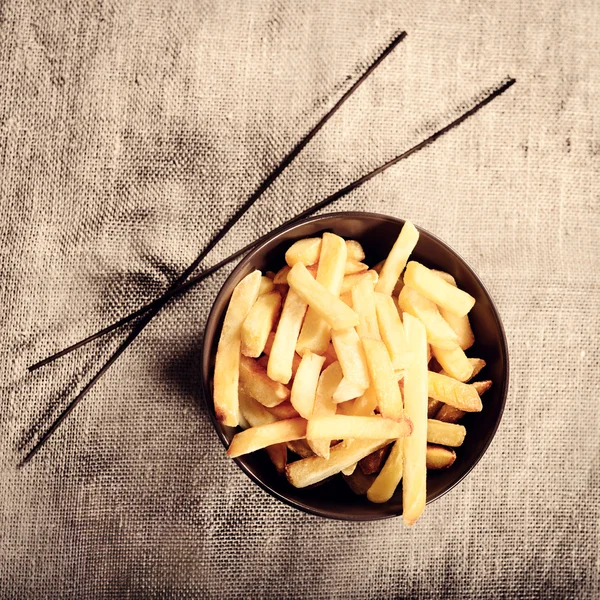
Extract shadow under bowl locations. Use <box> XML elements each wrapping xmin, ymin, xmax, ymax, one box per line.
<box><xmin>200</xmin><ymin>212</ymin><xmax>509</xmax><ymax>521</ymax></box>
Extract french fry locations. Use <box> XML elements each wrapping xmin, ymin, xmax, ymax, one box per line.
<box><xmin>343</xmin><ymin>469</ymin><xmax>376</xmax><ymax>495</ymax></box>
<box><xmin>367</xmin><ymin>439</ymin><xmax>404</xmax><ymax>503</ymax></box>
<box><xmin>398</xmin><ymin>285</ymin><xmax>459</xmax><ymax>350</ymax></box>
<box><xmin>287</xmin><ymin>439</ymin><xmax>314</xmax><ymax>458</ymax></box>
<box><xmin>359</xmin><ymin>444</ymin><xmax>392</xmax><ymax>474</ymax></box>
<box><xmin>323</xmin><ymin>342</ymin><xmax>338</xmax><ymax>367</ymax></box>
<box><xmin>427</xmin><ymin>419</ymin><xmax>466</xmax><ymax>447</ymax></box>
<box><xmin>263</xmin><ymin>331</ymin><xmax>302</xmax><ymax>379</ymax></box>
<box><xmin>427</xmin><ymin>397</ymin><xmax>443</xmax><ymax>418</ymax></box>
<box><xmin>239</xmin><ymin>356</ymin><xmax>290</xmax><ymax>408</ymax></box>
<box><xmin>404</xmin><ymin>261</ymin><xmax>475</xmax><ymax>317</ymax></box>
<box><xmin>286</xmin><ymin>438</ymin><xmax>392</xmax><ymax>488</ymax></box>
<box><xmin>402</xmin><ymin>313</ymin><xmax>428</xmax><ymax>526</ymax></box>
<box><xmin>258</xmin><ymin>276</ymin><xmax>275</xmax><ymax>296</ymax></box>
<box><xmin>439</xmin><ymin>357</ymin><xmax>486</xmax><ymax>380</ymax></box>
<box><xmin>341</xmin><ymin>464</ymin><xmax>357</xmax><ymax>476</ymax></box>
<box><xmin>362</xmin><ymin>338</ymin><xmax>403</xmax><ymax>422</ymax></box>
<box><xmin>238</xmin><ymin>390</ymin><xmax>286</xmax><ymax>474</ymax></box>
<box><xmin>266</xmin><ymin>401</ymin><xmax>300</xmax><ymax>420</ymax></box>
<box><xmin>428</xmin><ymin>371</ymin><xmax>482</xmax><ymax>412</ymax></box>
<box><xmin>426</xmin><ymin>444</ymin><xmax>456</xmax><ymax>470</ymax></box>
<box><xmin>241</xmin><ymin>291</ymin><xmax>282</xmax><ymax>357</ymax></box>
<box><xmin>431</xmin><ymin>344</ymin><xmax>473</xmax><ymax>382</ymax></box>
<box><xmin>339</xmin><ymin>292</ymin><xmax>353</xmax><ymax>307</ymax></box>
<box><xmin>375</xmin><ymin>221</ymin><xmax>419</xmax><ymax>295</ymax></box>
<box><xmin>273</xmin><ymin>265</ymin><xmax>291</xmax><ymax>284</ymax></box>
<box><xmin>352</xmin><ymin>386</ymin><xmax>379</xmax><ymax>415</ymax></box>
<box><xmin>340</xmin><ymin>269</ymin><xmax>378</xmax><ymax>294</ymax></box>
<box><xmin>290</xmin><ymin>352</ymin><xmax>326</xmax><ymax>419</ymax></box>
<box><xmin>287</xmin><ymin>263</ymin><xmax>359</xmax><ymax>330</ymax></box>
<box><xmin>227</xmin><ymin>418</ymin><xmax>307</xmax><ymax>458</ymax></box>
<box><xmin>344</xmin><ymin>260</ymin><xmax>369</xmax><ymax>275</ymax></box>
<box><xmin>285</xmin><ymin>238</ymin><xmax>322</xmax><ymax>267</ymax></box>
<box><xmin>296</xmin><ymin>233</ymin><xmax>347</xmax><ymax>356</ymax></box>
<box><xmin>352</xmin><ymin>276</ymin><xmax>380</xmax><ymax>339</ymax></box>
<box><xmin>267</xmin><ymin>289</ymin><xmax>308</xmax><ymax>384</ymax></box>
<box><xmin>332</xmin><ymin>377</ymin><xmax>365</xmax><ymax>403</ymax></box>
<box><xmin>432</xmin><ymin>270</ymin><xmax>475</xmax><ymax>350</ymax></box>
<box><xmin>308</xmin><ymin>361</ymin><xmax>343</xmax><ymax>458</ymax></box>
<box><xmin>435</xmin><ymin>380</ymin><xmax>492</xmax><ymax>423</ymax></box>
<box><xmin>307</xmin><ymin>415</ymin><xmax>412</xmax><ymax>441</ymax></box>
<box><xmin>285</xmin><ymin>238</ymin><xmax>365</xmax><ymax>267</ymax></box>
<box><xmin>214</xmin><ymin>270</ymin><xmax>262</xmax><ymax>426</ymax></box>
<box><xmin>346</xmin><ymin>240</ymin><xmax>365</xmax><ymax>262</ymax></box>
<box><xmin>331</xmin><ymin>328</ymin><xmax>370</xmax><ymax>396</ymax></box>
<box><xmin>375</xmin><ymin>293</ymin><xmax>413</xmax><ymax>371</ymax></box>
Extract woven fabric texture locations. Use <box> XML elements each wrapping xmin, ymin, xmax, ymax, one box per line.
<box><xmin>0</xmin><ymin>0</ymin><xmax>598</xmax><ymax>598</ymax></box>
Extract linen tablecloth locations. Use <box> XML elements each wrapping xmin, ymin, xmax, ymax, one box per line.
<box><xmin>1</xmin><ymin>1</ymin><xmax>598</xmax><ymax>597</ymax></box>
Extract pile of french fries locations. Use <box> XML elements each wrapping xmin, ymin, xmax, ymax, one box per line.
<box><xmin>213</xmin><ymin>221</ymin><xmax>492</xmax><ymax>525</ymax></box>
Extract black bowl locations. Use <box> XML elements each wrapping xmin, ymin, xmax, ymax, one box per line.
<box><xmin>200</xmin><ymin>212</ymin><xmax>509</xmax><ymax>521</ymax></box>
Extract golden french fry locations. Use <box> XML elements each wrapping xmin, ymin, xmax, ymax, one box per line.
<box><xmin>257</xmin><ymin>277</ymin><xmax>273</xmax><ymax>296</ymax></box>
<box><xmin>473</xmin><ymin>379</ymin><xmax>492</xmax><ymax>395</ymax></box>
<box><xmin>375</xmin><ymin>221</ymin><xmax>419</xmax><ymax>295</ymax></box>
<box><xmin>241</xmin><ymin>291</ymin><xmax>282</xmax><ymax>358</ymax></box>
<box><xmin>431</xmin><ymin>344</ymin><xmax>473</xmax><ymax>382</ymax></box>
<box><xmin>331</xmin><ymin>327</ymin><xmax>370</xmax><ymax>392</ymax></box>
<box><xmin>469</xmin><ymin>359</ymin><xmax>487</xmax><ymax>379</ymax></box>
<box><xmin>296</xmin><ymin>233</ymin><xmax>347</xmax><ymax>356</ymax></box>
<box><xmin>340</xmin><ymin>269</ymin><xmax>378</xmax><ymax>295</ymax></box>
<box><xmin>308</xmin><ymin>361</ymin><xmax>344</xmax><ymax>458</ymax></box>
<box><xmin>362</xmin><ymin>338</ymin><xmax>403</xmax><ymax>422</ymax></box>
<box><xmin>436</xmin><ymin>380</ymin><xmax>492</xmax><ymax>423</ymax></box>
<box><xmin>214</xmin><ymin>270</ymin><xmax>262</xmax><ymax>426</ymax></box>
<box><xmin>307</xmin><ymin>415</ymin><xmax>412</xmax><ymax>441</ymax></box>
<box><xmin>332</xmin><ymin>377</ymin><xmax>366</xmax><ymax>403</ymax></box>
<box><xmin>352</xmin><ymin>275</ymin><xmax>380</xmax><ymax>339</ymax></box>
<box><xmin>432</xmin><ymin>270</ymin><xmax>475</xmax><ymax>350</ymax></box>
<box><xmin>239</xmin><ymin>390</ymin><xmax>286</xmax><ymax>474</ymax></box>
<box><xmin>287</xmin><ymin>439</ymin><xmax>314</xmax><ymax>458</ymax></box>
<box><xmin>398</xmin><ymin>285</ymin><xmax>459</xmax><ymax>350</ymax></box>
<box><xmin>427</xmin><ymin>419</ymin><xmax>466</xmax><ymax>447</ymax></box>
<box><xmin>343</xmin><ymin>468</ymin><xmax>376</xmax><ymax>495</ymax></box>
<box><xmin>290</xmin><ymin>351</ymin><xmax>326</xmax><ymax>419</ymax></box>
<box><xmin>344</xmin><ymin>260</ymin><xmax>369</xmax><ymax>275</ymax></box>
<box><xmin>428</xmin><ymin>371</ymin><xmax>482</xmax><ymax>412</ymax></box>
<box><xmin>352</xmin><ymin>386</ymin><xmax>379</xmax><ymax>415</ymax></box>
<box><xmin>284</xmin><ymin>238</ymin><xmax>365</xmax><ymax>267</ymax></box>
<box><xmin>286</xmin><ymin>438</ymin><xmax>392</xmax><ymax>488</ymax></box>
<box><xmin>227</xmin><ymin>418</ymin><xmax>307</xmax><ymax>458</ymax></box>
<box><xmin>404</xmin><ymin>261</ymin><xmax>475</xmax><ymax>317</ymax></box>
<box><xmin>339</xmin><ymin>292</ymin><xmax>353</xmax><ymax>307</ymax></box>
<box><xmin>239</xmin><ymin>355</ymin><xmax>290</xmax><ymax>408</ymax></box>
<box><xmin>402</xmin><ymin>313</ymin><xmax>428</xmax><ymax>526</ymax></box>
<box><xmin>345</xmin><ymin>240</ymin><xmax>365</xmax><ymax>262</ymax></box>
<box><xmin>287</xmin><ymin>263</ymin><xmax>359</xmax><ymax>330</ymax></box>
<box><xmin>427</xmin><ymin>397</ymin><xmax>443</xmax><ymax>418</ymax></box>
<box><xmin>273</xmin><ymin>265</ymin><xmax>291</xmax><ymax>285</ymax></box>
<box><xmin>359</xmin><ymin>444</ymin><xmax>392</xmax><ymax>474</ymax></box>
<box><xmin>341</xmin><ymin>464</ymin><xmax>357</xmax><ymax>476</ymax></box>
<box><xmin>323</xmin><ymin>342</ymin><xmax>338</xmax><ymax>367</ymax></box>
<box><xmin>367</xmin><ymin>439</ymin><xmax>404</xmax><ymax>503</ymax></box>
<box><xmin>426</xmin><ymin>444</ymin><xmax>456</xmax><ymax>469</ymax></box>
<box><xmin>285</xmin><ymin>238</ymin><xmax>322</xmax><ymax>267</ymax></box>
<box><xmin>266</xmin><ymin>401</ymin><xmax>300</xmax><ymax>420</ymax></box>
<box><xmin>263</xmin><ymin>332</ymin><xmax>301</xmax><ymax>379</ymax></box>
<box><xmin>267</xmin><ymin>289</ymin><xmax>308</xmax><ymax>384</ymax></box>
<box><xmin>375</xmin><ymin>293</ymin><xmax>413</xmax><ymax>371</ymax></box>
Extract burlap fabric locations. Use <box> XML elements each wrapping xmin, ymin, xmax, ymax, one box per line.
<box><xmin>0</xmin><ymin>1</ymin><xmax>598</xmax><ymax>598</ymax></box>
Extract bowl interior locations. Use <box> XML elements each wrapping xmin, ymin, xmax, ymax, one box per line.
<box><xmin>201</xmin><ymin>213</ymin><xmax>509</xmax><ymax>520</ymax></box>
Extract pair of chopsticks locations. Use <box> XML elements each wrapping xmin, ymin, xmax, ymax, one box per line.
<box><xmin>22</xmin><ymin>31</ymin><xmax>515</xmax><ymax>466</ymax></box>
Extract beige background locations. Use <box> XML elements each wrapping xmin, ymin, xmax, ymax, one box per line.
<box><xmin>0</xmin><ymin>0</ymin><xmax>598</xmax><ymax>597</ymax></box>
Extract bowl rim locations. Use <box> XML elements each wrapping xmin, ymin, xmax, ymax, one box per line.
<box><xmin>200</xmin><ymin>211</ymin><xmax>510</xmax><ymax>521</ymax></box>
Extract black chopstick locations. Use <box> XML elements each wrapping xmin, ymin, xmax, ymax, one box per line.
<box><xmin>20</xmin><ymin>77</ymin><xmax>516</xmax><ymax>466</ymax></box>
<box><xmin>27</xmin><ymin>32</ymin><xmax>407</xmax><ymax>374</ymax></box>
